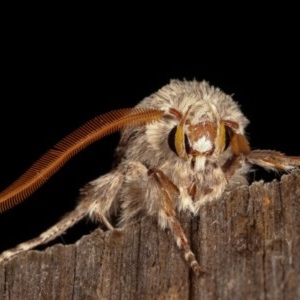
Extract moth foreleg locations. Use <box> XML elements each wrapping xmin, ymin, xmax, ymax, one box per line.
<box><xmin>245</xmin><ymin>150</ymin><xmax>300</xmax><ymax>171</ymax></box>
<box><xmin>0</xmin><ymin>203</ymin><xmax>88</xmax><ymax>263</ymax></box>
<box><xmin>80</xmin><ymin>170</ymin><xmax>124</xmax><ymax>230</ymax></box>
<box><xmin>148</xmin><ymin>168</ymin><xmax>204</xmax><ymax>275</ymax></box>
<box><xmin>0</xmin><ymin>170</ymin><xmax>124</xmax><ymax>264</ymax></box>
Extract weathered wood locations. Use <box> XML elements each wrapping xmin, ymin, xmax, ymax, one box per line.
<box><xmin>1</xmin><ymin>170</ymin><xmax>300</xmax><ymax>300</ymax></box>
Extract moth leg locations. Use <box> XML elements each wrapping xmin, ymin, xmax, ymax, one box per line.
<box><xmin>100</xmin><ymin>216</ymin><xmax>114</xmax><ymax>231</ymax></box>
<box><xmin>222</xmin><ymin>150</ymin><xmax>300</xmax><ymax>181</ymax></box>
<box><xmin>245</xmin><ymin>150</ymin><xmax>300</xmax><ymax>171</ymax></box>
<box><xmin>80</xmin><ymin>170</ymin><xmax>124</xmax><ymax>230</ymax></box>
<box><xmin>148</xmin><ymin>168</ymin><xmax>204</xmax><ymax>275</ymax></box>
<box><xmin>222</xmin><ymin>132</ymin><xmax>300</xmax><ymax>180</ymax></box>
<box><xmin>0</xmin><ymin>170</ymin><xmax>124</xmax><ymax>264</ymax></box>
<box><xmin>0</xmin><ymin>203</ymin><xmax>88</xmax><ymax>263</ymax></box>
<box><xmin>91</xmin><ymin>213</ymin><xmax>115</xmax><ymax>231</ymax></box>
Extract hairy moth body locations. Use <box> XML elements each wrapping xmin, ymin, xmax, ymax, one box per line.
<box><xmin>1</xmin><ymin>80</ymin><xmax>300</xmax><ymax>275</ymax></box>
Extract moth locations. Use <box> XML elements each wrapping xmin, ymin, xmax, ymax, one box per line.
<box><xmin>1</xmin><ymin>80</ymin><xmax>300</xmax><ymax>275</ymax></box>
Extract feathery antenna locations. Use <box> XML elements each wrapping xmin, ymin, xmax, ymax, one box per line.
<box><xmin>0</xmin><ymin>108</ymin><xmax>163</xmax><ymax>213</ymax></box>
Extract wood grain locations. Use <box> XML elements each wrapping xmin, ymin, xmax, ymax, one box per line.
<box><xmin>1</xmin><ymin>170</ymin><xmax>300</xmax><ymax>300</ymax></box>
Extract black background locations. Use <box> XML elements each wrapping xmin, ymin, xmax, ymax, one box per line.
<box><xmin>1</xmin><ymin>6</ymin><xmax>299</xmax><ymax>252</ymax></box>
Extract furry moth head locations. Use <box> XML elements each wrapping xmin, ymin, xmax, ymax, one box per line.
<box><xmin>115</xmin><ymin>80</ymin><xmax>251</xmax><ymax>173</ymax></box>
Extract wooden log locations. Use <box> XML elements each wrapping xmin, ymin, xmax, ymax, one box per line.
<box><xmin>1</xmin><ymin>170</ymin><xmax>300</xmax><ymax>299</ymax></box>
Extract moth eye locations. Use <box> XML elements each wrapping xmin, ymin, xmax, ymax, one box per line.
<box><xmin>168</xmin><ymin>126</ymin><xmax>178</xmax><ymax>155</ymax></box>
<box><xmin>168</xmin><ymin>126</ymin><xmax>190</xmax><ymax>157</ymax></box>
<box><xmin>224</xmin><ymin>126</ymin><xmax>234</xmax><ymax>151</ymax></box>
